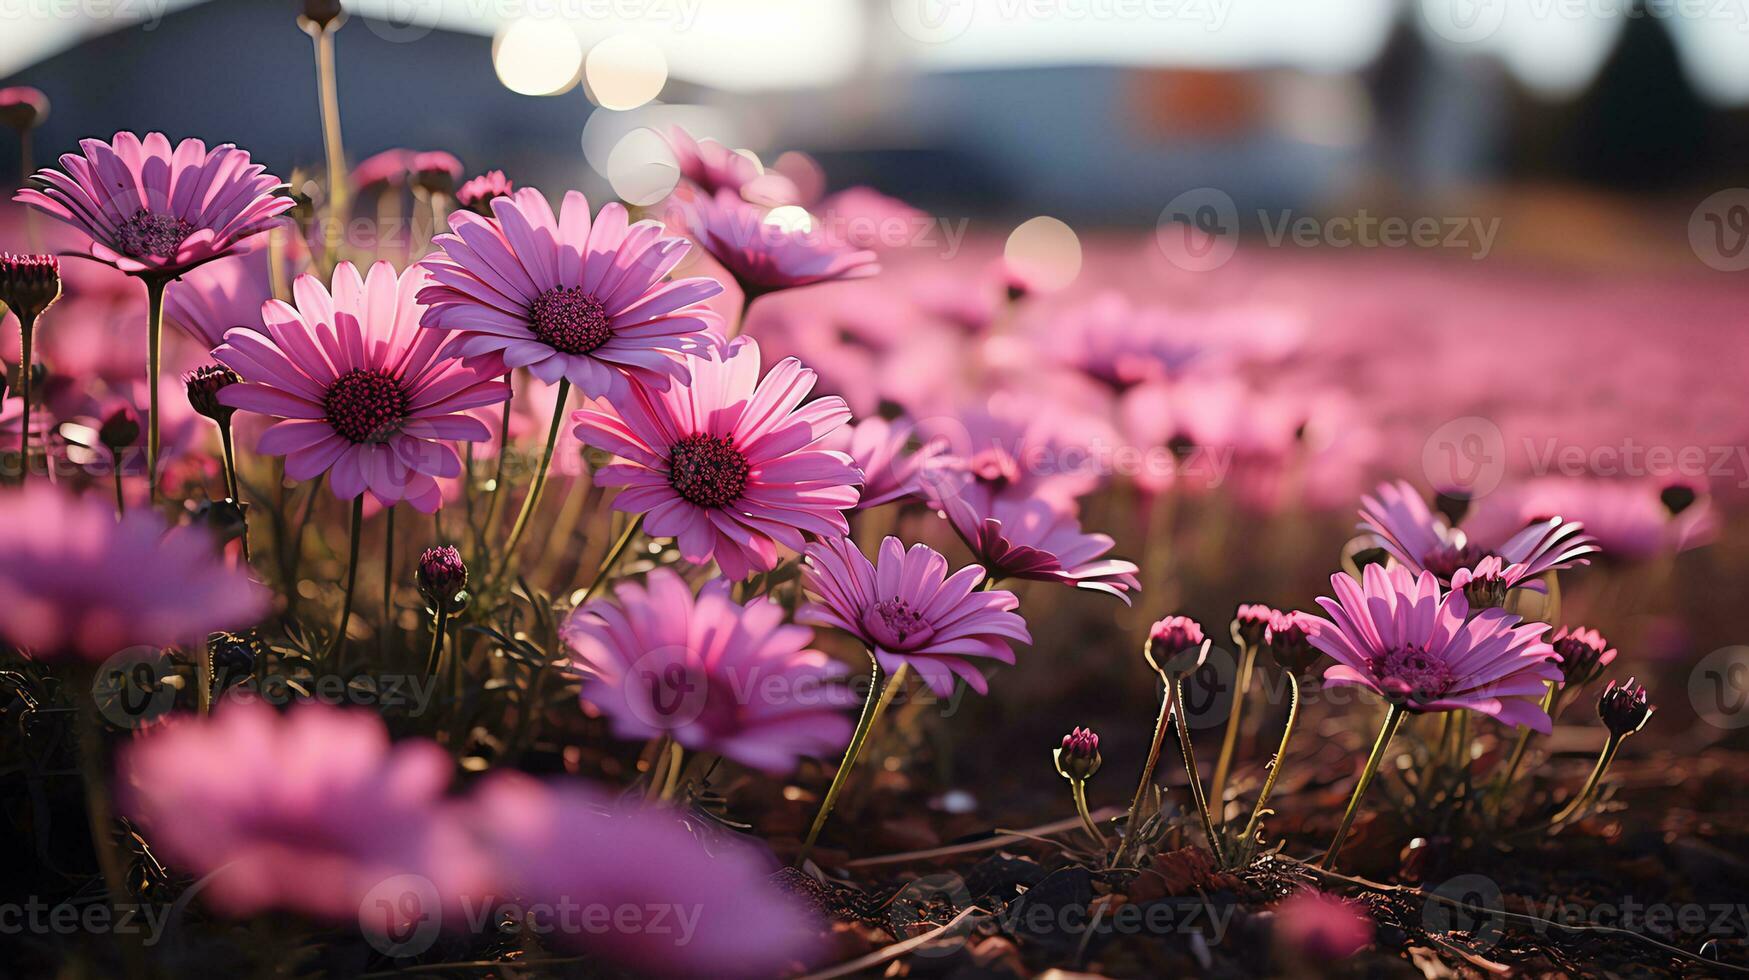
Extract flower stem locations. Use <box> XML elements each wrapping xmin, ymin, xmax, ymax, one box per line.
<box><xmin>218</xmin><ymin>418</ymin><xmax>250</xmax><ymax>561</ymax></box>
<box><xmin>1551</xmin><ymin>732</ymin><xmax>1625</xmax><ymax>825</ymax></box>
<box><xmin>1071</xmin><ymin>778</ymin><xmax>1105</xmax><ymax>849</ymax></box>
<box><xmin>380</xmin><ymin>504</ymin><xmax>395</xmax><ymax>660</ymax></box>
<box><xmin>1209</xmin><ymin>639</ymin><xmax>1257</xmax><ymax>821</ymax></box>
<box><xmin>480</xmin><ymin>379</ymin><xmax>513</xmax><ymax>546</ymax></box>
<box><xmin>1321</xmin><ymin>702</ymin><xmax>1406</xmax><ymax>870</ymax></box>
<box><xmin>1488</xmin><ymin>681</ymin><xmax>1556</xmax><ymax>812</ymax></box>
<box><xmin>1125</xmin><ymin>671</ymin><xmax>1174</xmax><ymax>844</ymax></box>
<box><xmin>1175</xmin><ymin>675</ymin><xmax>1225</xmax><ymax>866</ymax></box>
<box><xmin>497</xmin><ymin>378</ymin><xmax>568</xmax><ymax>583</ymax></box>
<box><xmin>425</xmin><ymin>606</ymin><xmax>448</xmax><ymax>676</ymax></box>
<box><xmin>1240</xmin><ymin>670</ymin><xmax>1300</xmax><ymax>846</ymax></box>
<box><xmin>308</xmin><ymin>23</ymin><xmax>349</xmax><ymax>266</ymax></box>
<box><xmin>112</xmin><ymin>468</ymin><xmax>125</xmax><ymax>518</ymax></box>
<box><xmin>799</xmin><ymin>658</ymin><xmax>911</xmax><ymax>864</ymax></box>
<box><xmin>581</xmin><ymin>515</ymin><xmax>644</xmax><ymax>603</ymax></box>
<box><xmin>16</xmin><ymin>311</ymin><xmax>35</xmax><ymax>483</ymax></box>
<box><xmin>327</xmin><ymin>495</ymin><xmax>365</xmax><ymax>667</ymax></box>
<box><xmin>143</xmin><ymin>275</ymin><xmax>167</xmax><ymax>505</ymax></box>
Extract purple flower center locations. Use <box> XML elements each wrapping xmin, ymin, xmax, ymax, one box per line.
<box><xmin>1369</xmin><ymin>645</ymin><xmax>1456</xmax><ymax>705</ymax></box>
<box><xmin>861</xmin><ymin>597</ymin><xmax>935</xmax><ymax>650</ymax></box>
<box><xmin>324</xmin><ymin>368</ymin><xmax>408</xmax><ymax>444</ymax></box>
<box><xmin>667</xmin><ymin>433</ymin><xmax>749</xmax><ymax>508</ymax></box>
<box><xmin>115</xmin><ymin>208</ymin><xmax>195</xmax><ymax>259</ymax></box>
<box><xmin>1420</xmin><ymin>542</ymin><xmax>1490</xmax><ymax>581</ymax></box>
<box><xmin>530</xmin><ymin>286</ymin><xmax>613</xmax><ymax>355</ymax></box>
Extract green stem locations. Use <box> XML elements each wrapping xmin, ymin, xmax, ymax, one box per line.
<box><xmin>112</xmin><ymin>467</ymin><xmax>125</xmax><ymax>519</ymax></box>
<box><xmin>1321</xmin><ymin>702</ymin><xmax>1406</xmax><ymax>870</ymax></box>
<box><xmin>1240</xmin><ymin>671</ymin><xmax>1300</xmax><ymax>845</ymax></box>
<box><xmin>582</xmin><ymin>516</ymin><xmax>644</xmax><ymax>603</ymax></box>
<box><xmin>217</xmin><ymin>419</ymin><xmax>250</xmax><ymax>561</ymax></box>
<box><xmin>1175</xmin><ymin>675</ymin><xmax>1225</xmax><ymax>866</ymax></box>
<box><xmin>496</xmin><ymin>378</ymin><xmax>568</xmax><ymax>582</ymax></box>
<box><xmin>1125</xmin><ymin>671</ymin><xmax>1174</xmax><ymax>843</ymax></box>
<box><xmin>425</xmin><ymin>606</ymin><xmax>448</xmax><ymax>676</ymax></box>
<box><xmin>143</xmin><ymin>275</ymin><xmax>166</xmax><ymax>505</ymax></box>
<box><xmin>480</xmin><ymin>379</ymin><xmax>513</xmax><ymax>548</ymax></box>
<box><xmin>1551</xmin><ymin>732</ymin><xmax>1625</xmax><ymax>825</ymax></box>
<box><xmin>799</xmin><ymin>659</ymin><xmax>911</xmax><ymax>863</ymax></box>
<box><xmin>309</xmin><ymin>23</ymin><xmax>348</xmax><ymax>267</ymax></box>
<box><xmin>380</xmin><ymin>504</ymin><xmax>396</xmax><ymax>661</ymax></box>
<box><xmin>1209</xmin><ymin>640</ymin><xmax>1257</xmax><ymax>820</ymax></box>
<box><xmin>1071</xmin><ymin>778</ymin><xmax>1105</xmax><ymax>849</ymax></box>
<box><xmin>1489</xmin><ymin>681</ymin><xmax>1556</xmax><ymax>809</ymax></box>
<box><xmin>327</xmin><ymin>496</ymin><xmax>365</xmax><ymax>666</ymax></box>
<box><xmin>16</xmin><ymin>311</ymin><xmax>34</xmax><ymax>483</ymax></box>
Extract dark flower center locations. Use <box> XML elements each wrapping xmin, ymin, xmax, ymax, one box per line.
<box><xmin>1420</xmin><ymin>542</ymin><xmax>1490</xmax><ymax>581</ymax></box>
<box><xmin>324</xmin><ymin>369</ymin><xmax>408</xmax><ymax>444</ymax></box>
<box><xmin>667</xmin><ymin>433</ymin><xmax>749</xmax><ymax>508</ymax></box>
<box><xmin>530</xmin><ymin>286</ymin><xmax>613</xmax><ymax>355</ymax></box>
<box><xmin>115</xmin><ymin>208</ymin><xmax>195</xmax><ymax>259</ymax></box>
<box><xmin>1370</xmin><ymin>645</ymin><xmax>1455</xmax><ymax>706</ymax></box>
<box><xmin>862</xmin><ymin>597</ymin><xmax>935</xmax><ymax>651</ymax></box>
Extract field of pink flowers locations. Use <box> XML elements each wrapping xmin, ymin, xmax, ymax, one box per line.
<box><xmin>2</xmin><ymin>13</ymin><xmax>1748</xmax><ymax>979</ymax></box>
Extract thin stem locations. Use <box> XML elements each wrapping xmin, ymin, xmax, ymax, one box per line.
<box><xmin>799</xmin><ymin>659</ymin><xmax>911</xmax><ymax>863</ymax></box>
<box><xmin>327</xmin><ymin>496</ymin><xmax>365</xmax><ymax>666</ymax></box>
<box><xmin>218</xmin><ymin>419</ymin><xmax>250</xmax><ymax>561</ymax></box>
<box><xmin>112</xmin><ymin>468</ymin><xmax>125</xmax><ymax>518</ymax></box>
<box><xmin>16</xmin><ymin>311</ymin><xmax>34</xmax><ymax>482</ymax></box>
<box><xmin>582</xmin><ymin>515</ymin><xmax>644</xmax><ymax>603</ymax></box>
<box><xmin>1125</xmin><ymin>671</ymin><xmax>1173</xmax><ymax>842</ymax></box>
<box><xmin>1489</xmin><ymin>681</ymin><xmax>1557</xmax><ymax>810</ymax></box>
<box><xmin>309</xmin><ymin>24</ymin><xmax>349</xmax><ymax>265</ymax></box>
<box><xmin>424</xmin><ymin>606</ymin><xmax>448</xmax><ymax>676</ymax></box>
<box><xmin>283</xmin><ymin>473</ymin><xmax>326</xmax><ymax>616</ymax></box>
<box><xmin>1321</xmin><ymin>702</ymin><xmax>1406</xmax><ymax>870</ymax></box>
<box><xmin>1240</xmin><ymin>671</ymin><xmax>1300</xmax><ymax>845</ymax></box>
<box><xmin>1209</xmin><ymin>640</ymin><xmax>1257</xmax><ymax>819</ymax></box>
<box><xmin>658</xmin><ymin>741</ymin><xmax>685</xmax><ymax>802</ymax></box>
<box><xmin>143</xmin><ymin>275</ymin><xmax>166</xmax><ymax>505</ymax></box>
<box><xmin>1551</xmin><ymin>733</ymin><xmax>1625</xmax><ymax>825</ymax></box>
<box><xmin>380</xmin><ymin>504</ymin><xmax>396</xmax><ymax>661</ymax></box>
<box><xmin>1070</xmin><ymin>778</ymin><xmax>1105</xmax><ymax>850</ymax></box>
<box><xmin>1174</xmin><ymin>675</ymin><xmax>1225</xmax><ymax>866</ymax></box>
<box><xmin>496</xmin><ymin>378</ymin><xmax>568</xmax><ymax>582</ymax></box>
<box><xmin>480</xmin><ymin>378</ymin><xmax>513</xmax><ymax>547</ymax></box>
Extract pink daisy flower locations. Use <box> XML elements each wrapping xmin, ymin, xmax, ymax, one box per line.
<box><xmin>213</xmin><ymin>261</ymin><xmax>510</xmax><ymax>512</ymax></box>
<box><xmin>1360</xmin><ymin>479</ymin><xmax>1597</xmax><ymax>584</ymax></box>
<box><xmin>800</xmin><ymin>535</ymin><xmax>1031</xmax><ymax>696</ymax></box>
<box><xmin>1306</xmin><ymin>563</ymin><xmax>1562</xmax><ymax>731</ymax></box>
<box><xmin>679</xmin><ymin>189</ymin><xmax>879</xmax><ymax>300</ymax></box>
<box><xmin>164</xmin><ymin>252</ymin><xmax>272</xmax><ymax>349</ymax></box>
<box><xmin>662</xmin><ymin>126</ymin><xmax>765</xmax><ymax>197</ymax></box>
<box><xmin>571</xmin><ymin>336</ymin><xmax>861</xmax><ymax>580</ymax></box>
<box><xmin>117</xmin><ymin>701</ymin><xmax>473</xmax><ymax>921</ymax></box>
<box><xmin>938</xmin><ymin>493</ymin><xmax>1140</xmax><ymax>604</ymax></box>
<box><xmin>455</xmin><ymin>169</ymin><xmax>513</xmax><ymax>214</ymax></box>
<box><xmin>562</xmin><ymin>567</ymin><xmax>855</xmax><ymax>774</ymax></box>
<box><xmin>461</xmin><ymin>773</ymin><xmax>823</xmax><ymax>975</ymax></box>
<box><xmin>1462</xmin><ymin>476</ymin><xmax>1717</xmax><ymax>563</ymax></box>
<box><xmin>352</xmin><ymin>148</ymin><xmax>414</xmax><ymax>191</ymax></box>
<box><xmin>0</xmin><ymin>485</ymin><xmax>267</xmax><ymax>661</ymax></box>
<box><xmin>821</xmin><ymin>414</ymin><xmax>944</xmax><ymax>510</ymax></box>
<box><xmin>419</xmin><ymin>188</ymin><xmax>722</xmax><ymax>397</ymax></box>
<box><xmin>16</xmin><ymin>132</ymin><xmax>292</xmax><ymax>277</ymax></box>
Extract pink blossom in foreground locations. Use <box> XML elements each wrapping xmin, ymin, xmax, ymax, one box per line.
<box><xmin>1360</xmin><ymin>479</ymin><xmax>1597</xmax><ymax>584</ymax></box>
<box><xmin>563</xmin><ymin>568</ymin><xmax>855</xmax><ymax>773</ymax></box>
<box><xmin>938</xmin><ymin>493</ymin><xmax>1139</xmax><ymax>604</ymax></box>
<box><xmin>1273</xmin><ymin>889</ymin><xmax>1374</xmax><ymax>961</ymax></box>
<box><xmin>801</xmin><ymin>535</ymin><xmax>1031</xmax><ymax>696</ymax></box>
<box><xmin>572</xmin><ymin>336</ymin><xmax>861</xmax><ymax>579</ymax></box>
<box><xmin>17</xmin><ymin>132</ymin><xmax>292</xmax><ymax>277</ymax></box>
<box><xmin>420</xmin><ymin>188</ymin><xmax>721</xmax><ymax>397</ymax></box>
<box><xmin>117</xmin><ymin>701</ymin><xmax>468</xmax><ymax>921</ymax></box>
<box><xmin>0</xmin><ymin>485</ymin><xmax>267</xmax><ymax>661</ymax></box>
<box><xmin>460</xmin><ymin>772</ymin><xmax>823</xmax><ymax>976</ymax></box>
<box><xmin>1307</xmin><ymin>564</ymin><xmax>1562</xmax><ymax>731</ymax></box>
<box><xmin>679</xmin><ymin>189</ymin><xmax>878</xmax><ymax>299</ymax></box>
<box><xmin>215</xmin><ymin>261</ymin><xmax>509</xmax><ymax>512</ymax></box>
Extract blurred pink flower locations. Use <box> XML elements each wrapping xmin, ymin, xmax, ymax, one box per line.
<box><xmin>1463</xmin><ymin>477</ymin><xmax>1717</xmax><ymax>563</ymax></box>
<box><xmin>1273</xmin><ymin>889</ymin><xmax>1373</xmax><ymax>961</ymax></box>
<box><xmin>822</xmin><ymin>415</ymin><xmax>943</xmax><ymax>509</ymax></box>
<box><xmin>939</xmin><ymin>493</ymin><xmax>1139</xmax><ymax>604</ymax></box>
<box><xmin>165</xmin><ymin>252</ymin><xmax>272</xmax><ymax>349</ymax></box>
<box><xmin>800</xmin><ymin>535</ymin><xmax>1031</xmax><ymax>696</ymax></box>
<box><xmin>461</xmin><ymin>772</ymin><xmax>823</xmax><ymax>975</ymax></box>
<box><xmin>117</xmin><ymin>701</ymin><xmax>469</xmax><ymax>921</ymax></box>
<box><xmin>661</xmin><ymin>126</ymin><xmax>765</xmax><ymax>197</ymax></box>
<box><xmin>1360</xmin><ymin>479</ymin><xmax>1597</xmax><ymax>584</ymax></box>
<box><xmin>352</xmin><ymin>148</ymin><xmax>414</xmax><ymax>190</ymax></box>
<box><xmin>17</xmin><ymin>132</ymin><xmax>292</xmax><ymax>277</ymax></box>
<box><xmin>215</xmin><ymin>261</ymin><xmax>509</xmax><ymax>512</ymax></box>
<box><xmin>679</xmin><ymin>189</ymin><xmax>878</xmax><ymax>300</ymax></box>
<box><xmin>455</xmin><ymin>170</ymin><xmax>513</xmax><ymax>213</ymax></box>
<box><xmin>563</xmin><ymin>568</ymin><xmax>855</xmax><ymax>773</ymax></box>
<box><xmin>1043</xmin><ymin>291</ymin><xmax>1207</xmax><ymax>390</ymax></box>
<box><xmin>0</xmin><ymin>485</ymin><xmax>266</xmax><ymax>661</ymax></box>
<box><xmin>572</xmin><ymin>336</ymin><xmax>861</xmax><ymax>580</ymax></box>
<box><xmin>420</xmin><ymin>188</ymin><xmax>721</xmax><ymax>397</ymax></box>
<box><xmin>1307</xmin><ymin>564</ymin><xmax>1561</xmax><ymax>731</ymax></box>
<box><xmin>816</xmin><ymin>187</ymin><xmax>926</xmax><ymax>252</ymax></box>
<box><xmin>919</xmin><ymin>398</ymin><xmax>1106</xmax><ymax>513</ymax></box>
<box><xmin>0</xmin><ymin>86</ymin><xmax>49</xmax><ymax>129</ymax></box>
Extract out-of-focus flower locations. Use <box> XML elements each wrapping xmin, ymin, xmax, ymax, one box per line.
<box><xmin>918</xmin><ymin>397</ymin><xmax>1109</xmax><ymax>514</ymax></box>
<box><xmin>17</xmin><ymin>132</ymin><xmax>292</xmax><ymax>277</ymax></box>
<box><xmin>299</xmin><ymin>0</ymin><xmax>345</xmax><ymax>29</ymax></box>
<box><xmin>164</xmin><ymin>253</ymin><xmax>272</xmax><ymax>349</ymax></box>
<box><xmin>1042</xmin><ymin>292</ymin><xmax>1207</xmax><ymax>390</ymax></box>
<box><xmin>679</xmin><ymin>189</ymin><xmax>878</xmax><ymax>300</ymax></box>
<box><xmin>820</xmin><ymin>415</ymin><xmax>943</xmax><ymax>510</ymax></box>
<box><xmin>1055</xmin><ymin>726</ymin><xmax>1101</xmax><ymax>780</ymax></box>
<box><xmin>184</xmin><ymin>364</ymin><xmax>240</xmax><ymax>424</ymax></box>
<box><xmin>816</xmin><ymin>187</ymin><xmax>926</xmax><ymax>252</ymax></box>
<box><xmin>800</xmin><ymin>535</ymin><xmax>1030</xmax><ymax>696</ymax></box>
<box><xmin>0</xmin><ymin>252</ymin><xmax>61</xmax><ymax>318</ymax></box>
<box><xmin>1307</xmin><ymin>564</ymin><xmax>1561</xmax><ymax>731</ymax></box>
<box><xmin>661</xmin><ymin>127</ymin><xmax>766</xmax><ymax>198</ymax></box>
<box><xmin>1599</xmin><ymin>677</ymin><xmax>1653</xmax><ymax>736</ymax></box>
<box><xmin>1273</xmin><ymin>889</ymin><xmax>1373</xmax><ymax>961</ymax></box>
<box><xmin>572</xmin><ymin>336</ymin><xmax>860</xmax><ymax>580</ymax></box>
<box><xmin>117</xmin><ymin>701</ymin><xmax>467</xmax><ymax>921</ymax></box>
<box><xmin>1360</xmin><ymin>479</ymin><xmax>1597</xmax><ymax>584</ymax></box>
<box><xmin>1232</xmin><ymin>602</ymin><xmax>1278</xmax><ymax>647</ymax></box>
<box><xmin>459</xmin><ymin>772</ymin><xmax>823</xmax><ymax>975</ymax></box>
<box><xmin>215</xmin><ymin>261</ymin><xmax>509</xmax><ymax>512</ymax></box>
<box><xmin>940</xmin><ymin>494</ymin><xmax>1139</xmax><ymax>604</ymax></box>
<box><xmin>1145</xmin><ymin>615</ymin><xmax>1208</xmax><ymax>677</ymax></box>
<box><xmin>0</xmin><ymin>485</ymin><xmax>267</xmax><ymax>660</ymax></box>
<box><xmin>1465</xmin><ymin>477</ymin><xmax>1717</xmax><ymax>563</ymax></box>
<box><xmin>1265</xmin><ymin>610</ymin><xmax>1322</xmax><ymax>674</ymax></box>
<box><xmin>0</xmin><ymin>87</ymin><xmax>48</xmax><ymax>130</ymax></box>
<box><xmin>410</xmin><ymin>151</ymin><xmax>463</xmax><ymax>197</ymax></box>
<box><xmin>563</xmin><ymin>568</ymin><xmax>854</xmax><ymax>773</ymax></box>
<box><xmin>97</xmin><ymin>404</ymin><xmax>140</xmax><ymax>452</ymax></box>
<box><xmin>455</xmin><ymin>170</ymin><xmax>513</xmax><ymax>214</ymax></box>
<box><xmin>416</xmin><ymin>545</ymin><xmax>468</xmax><ymax>610</ymax></box>
<box><xmin>1549</xmin><ymin>626</ymin><xmax>1617</xmax><ymax>688</ymax></box>
<box><xmin>352</xmin><ymin>148</ymin><xmax>413</xmax><ymax>191</ymax></box>
<box><xmin>420</xmin><ymin>188</ymin><xmax>721</xmax><ymax>397</ymax></box>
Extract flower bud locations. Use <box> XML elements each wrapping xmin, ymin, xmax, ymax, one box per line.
<box><xmin>299</xmin><ymin>0</ymin><xmax>345</xmax><ymax>30</ymax></box>
<box><xmin>1598</xmin><ymin>677</ymin><xmax>1653</xmax><ymax>737</ymax></box>
<box><xmin>1264</xmin><ymin>610</ymin><xmax>1321</xmax><ymax>674</ymax></box>
<box><xmin>0</xmin><ymin>87</ymin><xmax>48</xmax><ymax>131</ymax></box>
<box><xmin>0</xmin><ymin>253</ymin><xmax>61</xmax><ymax>320</ymax></box>
<box><xmin>1232</xmin><ymin>603</ymin><xmax>1277</xmax><ymax>648</ymax></box>
<box><xmin>98</xmin><ymin>406</ymin><xmax>141</xmax><ymax>452</ymax></box>
<box><xmin>457</xmin><ymin>171</ymin><xmax>514</xmax><ymax>215</ymax></box>
<box><xmin>1145</xmin><ymin>615</ymin><xmax>1208</xmax><ymax>677</ymax></box>
<box><xmin>1054</xmin><ymin>726</ymin><xmax>1101</xmax><ymax>781</ymax></box>
<box><xmin>184</xmin><ymin>365</ymin><xmax>241</xmax><ymax>424</ymax></box>
<box><xmin>417</xmin><ymin>546</ymin><xmax>468</xmax><ymax>611</ymax></box>
<box><xmin>1548</xmin><ymin>626</ymin><xmax>1616</xmax><ymax>688</ymax></box>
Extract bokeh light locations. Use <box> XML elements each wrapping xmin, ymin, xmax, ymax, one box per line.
<box><xmin>585</xmin><ymin>34</ymin><xmax>668</xmax><ymax>111</ymax></box>
<box><xmin>493</xmin><ymin>20</ymin><xmax>583</xmax><ymax>97</ymax></box>
<box><xmin>1004</xmin><ymin>216</ymin><xmax>1082</xmax><ymax>292</ymax></box>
